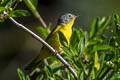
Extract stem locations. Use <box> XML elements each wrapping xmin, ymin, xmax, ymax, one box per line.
<box><xmin>13</xmin><ymin>0</ymin><xmax>20</xmax><ymax>10</ymax></box>
<box><xmin>3</xmin><ymin>11</ymin><xmax>78</xmax><ymax>79</ymax></box>
<box><xmin>23</xmin><ymin>0</ymin><xmax>50</xmax><ymax>32</ymax></box>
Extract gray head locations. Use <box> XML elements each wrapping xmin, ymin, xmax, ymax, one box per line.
<box><xmin>58</xmin><ymin>13</ymin><xmax>76</xmax><ymax>25</ymax></box>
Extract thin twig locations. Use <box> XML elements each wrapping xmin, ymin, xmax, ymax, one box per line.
<box><xmin>13</xmin><ymin>0</ymin><xmax>20</xmax><ymax>10</ymax></box>
<box><xmin>24</xmin><ymin>0</ymin><xmax>50</xmax><ymax>33</ymax></box>
<box><xmin>3</xmin><ymin>11</ymin><xmax>78</xmax><ymax>79</ymax></box>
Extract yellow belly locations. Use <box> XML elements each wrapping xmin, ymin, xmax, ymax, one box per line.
<box><xmin>38</xmin><ymin>26</ymin><xmax>72</xmax><ymax>60</ymax></box>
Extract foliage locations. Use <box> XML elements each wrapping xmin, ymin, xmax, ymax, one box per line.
<box><xmin>0</xmin><ymin>0</ymin><xmax>30</xmax><ymax>22</ymax></box>
<box><xmin>1</xmin><ymin>0</ymin><xmax>120</xmax><ymax>80</ymax></box>
<box><xmin>16</xmin><ymin>14</ymin><xmax>120</xmax><ymax>80</ymax></box>
<box><xmin>17</xmin><ymin>68</ymin><xmax>30</xmax><ymax>80</ymax></box>
<box><xmin>37</xmin><ymin>26</ymin><xmax>49</xmax><ymax>38</ymax></box>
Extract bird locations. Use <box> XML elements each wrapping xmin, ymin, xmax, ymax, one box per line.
<box><xmin>24</xmin><ymin>13</ymin><xmax>77</xmax><ymax>75</ymax></box>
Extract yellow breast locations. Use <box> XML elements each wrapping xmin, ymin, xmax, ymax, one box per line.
<box><xmin>47</xmin><ymin>18</ymin><xmax>75</xmax><ymax>51</ymax></box>
<box><xmin>38</xmin><ymin>18</ymin><xmax>75</xmax><ymax>59</ymax></box>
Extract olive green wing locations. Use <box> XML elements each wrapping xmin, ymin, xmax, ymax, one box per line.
<box><xmin>46</xmin><ymin>25</ymin><xmax>61</xmax><ymax>41</ymax></box>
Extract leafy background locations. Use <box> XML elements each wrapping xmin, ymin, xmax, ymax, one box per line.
<box><xmin>0</xmin><ymin>0</ymin><xmax>120</xmax><ymax>80</ymax></box>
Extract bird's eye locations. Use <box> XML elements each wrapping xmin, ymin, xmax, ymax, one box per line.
<box><xmin>68</xmin><ymin>14</ymin><xmax>72</xmax><ymax>17</ymax></box>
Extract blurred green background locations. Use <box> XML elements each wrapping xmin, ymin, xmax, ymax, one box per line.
<box><xmin>0</xmin><ymin>0</ymin><xmax>120</xmax><ymax>80</ymax></box>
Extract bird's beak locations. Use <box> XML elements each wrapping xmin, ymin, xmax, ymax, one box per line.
<box><xmin>75</xmin><ymin>15</ymin><xmax>80</xmax><ymax>18</ymax></box>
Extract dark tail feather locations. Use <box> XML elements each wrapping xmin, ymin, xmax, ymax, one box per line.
<box><xmin>24</xmin><ymin>57</ymin><xmax>44</xmax><ymax>76</ymax></box>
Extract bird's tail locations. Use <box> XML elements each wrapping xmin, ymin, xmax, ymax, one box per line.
<box><xmin>24</xmin><ymin>56</ymin><xmax>44</xmax><ymax>75</ymax></box>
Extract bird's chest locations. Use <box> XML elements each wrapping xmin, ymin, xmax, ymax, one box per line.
<box><xmin>59</xmin><ymin>27</ymin><xmax>72</xmax><ymax>43</ymax></box>
<box><xmin>47</xmin><ymin>27</ymin><xmax>72</xmax><ymax>52</ymax></box>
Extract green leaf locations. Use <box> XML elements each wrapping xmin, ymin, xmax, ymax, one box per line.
<box><xmin>70</xmin><ymin>28</ymin><xmax>84</xmax><ymax>54</ymax></box>
<box><xmin>70</xmin><ymin>29</ymin><xmax>82</xmax><ymax>47</ymax></box>
<box><xmin>36</xmin><ymin>75</ymin><xmax>44</xmax><ymax>80</ymax></box>
<box><xmin>99</xmin><ymin>16</ymin><xmax>111</xmax><ymax>33</ymax></box>
<box><xmin>1</xmin><ymin>0</ymin><xmax>10</xmax><ymax>6</ymax></box>
<box><xmin>99</xmin><ymin>16</ymin><xmax>111</xmax><ymax>27</ymax></box>
<box><xmin>0</xmin><ymin>7</ymin><xmax>6</xmax><ymax>13</ymax></box>
<box><xmin>37</xmin><ymin>26</ymin><xmax>49</xmax><ymax>38</ymax></box>
<box><xmin>52</xmin><ymin>65</ymin><xmax>64</xmax><ymax>73</ymax></box>
<box><xmin>110</xmin><ymin>72</ymin><xmax>120</xmax><ymax>80</ymax></box>
<box><xmin>79</xmin><ymin>72</ymin><xmax>84</xmax><ymax>80</ymax></box>
<box><xmin>84</xmin><ymin>31</ymin><xmax>88</xmax><ymax>46</ymax></box>
<box><xmin>70</xmin><ymin>29</ymin><xmax>79</xmax><ymax>53</ymax></box>
<box><xmin>26</xmin><ymin>75</ymin><xmax>30</xmax><ymax>80</ymax></box>
<box><xmin>77</xmin><ymin>37</ymin><xmax>84</xmax><ymax>54</ymax></box>
<box><xmin>7</xmin><ymin>10</ymin><xmax>31</xmax><ymax>17</ymax></box>
<box><xmin>87</xmin><ymin>39</ymin><xmax>103</xmax><ymax>46</ymax></box>
<box><xmin>102</xmin><ymin>70</ymin><xmax>115</xmax><ymax>80</ymax></box>
<box><xmin>93</xmin><ymin>45</ymin><xmax>112</xmax><ymax>52</ymax></box>
<box><xmin>44</xmin><ymin>65</ymin><xmax>53</xmax><ymax>77</ymax></box>
<box><xmin>96</xmin><ymin>54</ymin><xmax>105</xmax><ymax>79</ymax></box>
<box><xmin>94</xmin><ymin>51</ymin><xmax>100</xmax><ymax>70</ymax></box>
<box><xmin>90</xmin><ymin>17</ymin><xmax>99</xmax><ymax>39</ymax></box>
<box><xmin>116</xmin><ymin>24</ymin><xmax>120</xmax><ymax>37</ymax></box>
<box><xmin>54</xmin><ymin>74</ymin><xmax>63</xmax><ymax>80</ymax></box>
<box><xmin>113</xmin><ymin>14</ymin><xmax>119</xmax><ymax>24</ymax></box>
<box><xmin>61</xmin><ymin>47</ymin><xmax>73</xmax><ymax>58</ymax></box>
<box><xmin>92</xmin><ymin>68</ymin><xmax>95</xmax><ymax>79</ymax></box>
<box><xmin>17</xmin><ymin>68</ymin><xmax>25</xmax><ymax>80</ymax></box>
<box><xmin>113</xmin><ymin>14</ymin><xmax>120</xmax><ymax>37</ymax></box>
<box><xmin>1</xmin><ymin>0</ymin><xmax>16</xmax><ymax>9</ymax></box>
<box><xmin>0</xmin><ymin>7</ymin><xmax>6</xmax><ymax>22</ymax></box>
<box><xmin>74</xmin><ymin>58</ymin><xmax>88</xmax><ymax>79</ymax></box>
<box><xmin>67</xmin><ymin>70</ymin><xmax>74</xmax><ymax>80</ymax></box>
<box><xmin>58</xmin><ymin>31</ymin><xmax>68</xmax><ymax>47</ymax></box>
<box><xmin>98</xmin><ymin>67</ymin><xmax>107</xmax><ymax>79</ymax></box>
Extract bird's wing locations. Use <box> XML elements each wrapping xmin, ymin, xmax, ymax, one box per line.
<box><xmin>46</xmin><ymin>25</ymin><xmax>61</xmax><ymax>41</ymax></box>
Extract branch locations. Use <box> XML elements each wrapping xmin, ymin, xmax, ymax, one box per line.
<box><xmin>23</xmin><ymin>0</ymin><xmax>50</xmax><ymax>33</ymax></box>
<box><xmin>3</xmin><ymin>11</ymin><xmax>78</xmax><ymax>79</ymax></box>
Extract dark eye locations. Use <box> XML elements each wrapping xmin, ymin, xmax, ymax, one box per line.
<box><xmin>68</xmin><ymin>14</ymin><xmax>72</xmax><ymax>17</ymax></box>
